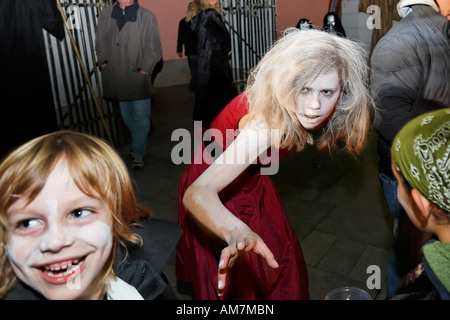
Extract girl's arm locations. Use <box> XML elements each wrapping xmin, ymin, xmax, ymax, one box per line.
<box><xmin>182</xmin><ymin>119</ymin><xmax>279</xmax><ymax>295</ymax></box>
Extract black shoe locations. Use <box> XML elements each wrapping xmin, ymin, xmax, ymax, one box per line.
<box><xmin>132</xmin><ymin>156</ymin><xmax>144</xmax><ymax>170</ymax></box>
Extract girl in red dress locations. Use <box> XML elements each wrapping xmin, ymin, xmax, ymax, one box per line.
<box><xmin>176</xmin><ymin>28</ymin><xmax>376</xmax><ymax>299</ymax></box>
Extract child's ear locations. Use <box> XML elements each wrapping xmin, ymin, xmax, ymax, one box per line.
<box><xmin>411</xmin><ymin>189</ymin><xmax>432</xmax><ymax>221</ymax></box>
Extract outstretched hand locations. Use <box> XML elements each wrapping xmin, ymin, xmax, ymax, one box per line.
<box><xmin>217</xmin><ymin>229</ymin><xmax>279</xmax><ymax>297</ymax></box>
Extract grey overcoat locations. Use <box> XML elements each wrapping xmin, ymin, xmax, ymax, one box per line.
<box><xmin>96</xmin><ymin>4</ymin><xmax>162</xmax><ymax>101</ymax></box>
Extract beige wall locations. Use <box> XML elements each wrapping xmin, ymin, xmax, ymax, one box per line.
<box><xmin>139</xmin><ymin>0</ymin><xmax>190</xmax><ymax>61</ymax></box>
<box><xmin>138</xmin><ymin>0</ymin><xmax>332</xmax><ymax>86</ymax></box>
<box><xmin>276</xmin><ymin>0</ymin><xmax>330</xmax><ymax>36</ymax></box>
<box><xmin>140</xmin><ymin>0</ymin><xmax>332</xmax><ymax>61</ymax></box>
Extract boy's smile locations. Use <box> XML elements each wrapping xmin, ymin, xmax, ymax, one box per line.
<box><xmin>6</xmin><ymin>158</ymin><xmax>113</xmax><ymax>300</ymax></box>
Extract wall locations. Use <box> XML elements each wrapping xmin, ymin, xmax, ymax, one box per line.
<box><xmin>276</xmin><ymin>0</ymin><xmax>330</xmax><ymax>35</ymax></box>
<box><xmin>140</xmin><ymin>0</ymin><xmax>333</xmax><ymax>61</ymax></box>
<box><xmin>139</xmin><ymin>0</ymin><xmax>189</xmax><ymax>61</ymax></box>
<box><xmin>139</xmin><ymin>0</ymin><xmax>340</xmax><ymax>87</ymax></box>
<box><xmin>340</xmin><ymin>0</ymin><xmax>373</xmax><ymax>54</ymax></box>
<box><xmin>138</xmin><ymin>0</ymin><xmax>192</xmax><ymax>87</ymax></box>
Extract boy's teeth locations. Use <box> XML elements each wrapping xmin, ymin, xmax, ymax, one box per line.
<box><xmin>44</xmin><ymin>259</ymin><xmax>80</xmax><ymax>272</ymax></box>
<box><xmin>44</xmin><ymin>263</ymin><xmax>81</xmax><ymax>277</ymax></box>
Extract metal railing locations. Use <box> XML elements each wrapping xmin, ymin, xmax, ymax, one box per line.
<box><xmin>44</xmin><ymin>0</ymin><xmax>277</xmax><ymax>144</ymax></box>
<box><xmin>221</xmin><ymin>0</ymin><xmax>277</xmax><ymax>92</ymax></box>
<box><xmin>46</xmin><ymin>0</ymin><xmax>123</xmax><ymax>146</ymax></box>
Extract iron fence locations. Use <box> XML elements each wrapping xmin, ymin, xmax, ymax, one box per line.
<box><xmin>44</xmin><ymin>0</ymin><xmax>277</xmax><ymax>145</ymax></box>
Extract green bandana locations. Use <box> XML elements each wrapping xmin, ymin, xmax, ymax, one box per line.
<box><xmin>391</xmin><ymin>108</ymin><xmax>450</xmax><ymax>213</ymax></box>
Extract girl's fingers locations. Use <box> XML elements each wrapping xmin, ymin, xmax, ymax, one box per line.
<box><xmin>217</xmin><ymin>236</ymin><xmax>278</xmax><ymax>296</ymax></box>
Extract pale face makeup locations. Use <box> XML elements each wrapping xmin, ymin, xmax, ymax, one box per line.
<box><xmin>295</xmin><ymin>68</ymin><xmax>341</xmax><ymax>130</ymax></box>
<box><xmin>299</xmin><ymin>21</ymin><xmax>311</xmax><ymax>30</ymax></box>
<box><xmin>6</xmin><ymin>158</ymin><xmax>113</xmax><ymax>300</ymax></box>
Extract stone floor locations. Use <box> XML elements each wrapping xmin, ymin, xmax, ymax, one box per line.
<box><xmin>119</xmin><ymin>84</ymin><xmax>393</xmax><ymax>300</ymax></box>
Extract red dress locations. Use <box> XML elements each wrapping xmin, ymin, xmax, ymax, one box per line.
<box><xmin>176</xmin><ymin>94</ymin><xmax>309</xmax><ymax>300</ymax></box>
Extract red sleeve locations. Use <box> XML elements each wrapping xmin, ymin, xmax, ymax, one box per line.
<box><xmin>210</xmin><ymin>93</ymin><xmax>292</xmax><ymax>161</ymax></box>
<box><xmin>211</xmin><ymin>93</ymin><xmax>248</xmax><ymax>131</ymax></box>
<box><xmin>210</xmin><ymin>93</ymin><xmax>249</xmax><ymax>150</ymax></box>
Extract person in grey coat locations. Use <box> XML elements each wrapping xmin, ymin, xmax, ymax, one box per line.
<box><xmin>96</xmin><ymin>0</ymin><xmax>162</xmax><ymax>169</ymax></box>
<box><xmin>370</xmin><ymin>0</ymin><xmax>450</xmax><ymax>295</ymax></box>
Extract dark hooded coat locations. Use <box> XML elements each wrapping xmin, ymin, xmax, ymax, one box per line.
<box><xmin>191</xmin><ymin>8</ymin><xmax>237</xmax><ymax>128</ymax></box>
<box><xmin>95</xmin><ymin>2</ymin><xmax>162</xmax><ymax>101</ymax></box>
<box><xmin>0</xmin><ymin>0</ymin><xmax>65</xmax><ymax>157</ymax></box>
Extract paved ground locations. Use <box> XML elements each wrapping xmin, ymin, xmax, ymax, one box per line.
<box><xmin>119</xmin><ymin>84</ymin><xmax>393</xmax><ymax>300</ymax></box>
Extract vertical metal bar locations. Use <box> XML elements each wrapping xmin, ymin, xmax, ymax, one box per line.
<box><xmin>77</xmin><ymin>0</ymin><xmax>99</xmax><ymax>135</ymax></box>
<box><xmin>249</xmin><ymin>0</ymin><xmax>255</xmax><ymax>73</ymax></box>
<box><xmin>60</xmin><ymin>19</ymin><xmax>83</xmax><ymax>130</ymax></box>
<box><xmin>56</xmin><ymin>0</ymin><xmax>114</xmax><ymax>144</ymax></box>
<box><xmin>272</xmin><ymin>0</ymin><xmax>277</xmax><ymax>42</ymax></box>
<box><xmin>87</xmin><ymin>0</ymin><xmax>111</xmax><ymax>139</ymax></box>
<box><xmin>63</xmin><ymin>1</ymin><xmax>89</xmax><ymax>132</ymax></box>
<box><xmin>257</xmin><ymin>0</ymin><xmax>264</xmax><ymax>59</ymax></box>
<box><xmin>237</xmin><ymin>0</ymin><xmax>245</xmax><ymax>85</ymax></box>
<box><xmin>69</xmin><ymin>0</ymin><xmax>94</xmax><ymax>134</ymax></box>
<box><xmin>56</xmin><ymin>40</ymin><xmax>73</xmax><ymax>128</ymax></box>
<box><xmin>45</xmin><ymin>31</ymin><xmax>64</xmax><ymax>129</ymax></box>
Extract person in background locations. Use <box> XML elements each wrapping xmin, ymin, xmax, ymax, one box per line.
<box><xmin>95</xmin><ymin>0</ymin><xmax>162</xmax><ymax>170</ymax></box>
<box><xmin>370</xmin><ymin>0</ymin><xmax>450</xmax><ymax>294</ymax></box>
<box><xmin>388</xmin><ymin>108</ymin><xmax>450</xmax><ymax>300</ymax></box>
<box><xmin>296</xmin><ymin>18</ymin><xmax>314</xmax><ymax>30</ymax></box>
<box><xmin>321</xmin><ymin>12</ymin><xmax>346</xmax><ymax>37</ymax></box>
<box><xmin>177</xmin><ymin>2</ymin><xmax>198</xmax><ymax>91</ymax></box>
<box><xmin>187</xmin><ymin>0</ymin><xmax>238</xmax><ymax>129</ymax></box>
<box><xmin>0</xmin><ymin>0</ymin><xmax>65</xmax><ymax>158</ymax></box>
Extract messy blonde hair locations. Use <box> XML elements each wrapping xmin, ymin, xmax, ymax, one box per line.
<box><xmin>0</xmin><ymin>131</ymin><xmax>151</xmax><ymax>299</ymax></box>
<box><xmin>186</xmin><ymin>0</ymin><xmax>221</xmax><ymax>22</ymax></box>
<box><xmin>247</xmin><ymin>28</ymin><xmax>375</xmax><ymax>154</ymax></box>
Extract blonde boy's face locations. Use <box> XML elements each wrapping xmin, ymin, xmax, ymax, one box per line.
<box><xmin>5</xmin><ymin>159</ymin><xmax>113</xmax><ymax>300</ymax></box>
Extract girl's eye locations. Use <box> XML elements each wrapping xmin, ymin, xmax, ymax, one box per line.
<box><xmin>18</xmin><ymin>219</ymin><xmax>40</xmax><ymax>229</ymax></box>
<box><xmin>321</xmin><ymin>90</ymin><xmax>335</xmax><ymax>96</ymax></box>
<box><xmin>300</xmin><ymin>88</ymin><xmax>310</xmax><ymax>94</ymax></box>
<box><xmin>71</xmin><ymin>208</ymin><xmax>93</xmax><ymax>219</ymax></box>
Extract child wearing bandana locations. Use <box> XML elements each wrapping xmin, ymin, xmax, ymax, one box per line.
<box><xmin>389</xmin><ymin>108</ymin><xmax>450</xmax><ymax>300</ymax></box>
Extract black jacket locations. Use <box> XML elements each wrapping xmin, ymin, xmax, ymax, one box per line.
<box><xmin>191</xmin><ymin>9</ymin><xmax>237</xmax><ymax>128</ymax></box>
<box><xmin>371</xmin><ymin>4</ymin><xmax>450</xmax><ymax>176</ymax></box>
<box><xmin>177</xmin><ymin>17</ymin><xmax>197</xmax><ymax>56</ymax></box>
<box><xmin>0</xmin><ymin>0</ymin><xmax>65</xmax><ymax>156</ymax></box>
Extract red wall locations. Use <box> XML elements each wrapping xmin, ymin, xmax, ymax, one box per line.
<box><xmin>139</xmin><ymin>0</ymin><xmax>189</xmax><ymax>61</ymax></box>
<box><xmin>139</xmin><ymin>0</ymin><xmax>331</xmax><ymax>61</ymax></box>
<box><xmin>277</xmin><ymin>0</ymin><xmax>330</xmax><ymax>36</ymax></box>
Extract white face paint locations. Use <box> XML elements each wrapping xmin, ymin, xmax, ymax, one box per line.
<box><xmin>295</xmin><ymin>68</ymin><xmax>341</xmax><ymax>130</ymax></box>
<box><xmin>6</xmin><ymin>159</ymin><xmax>113</xmax><ymax>300</ymax></box>
<box><xmin>299</xmin><ymin>21</ymin><xmax>311</xmax><ymax>30</ymax></box>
